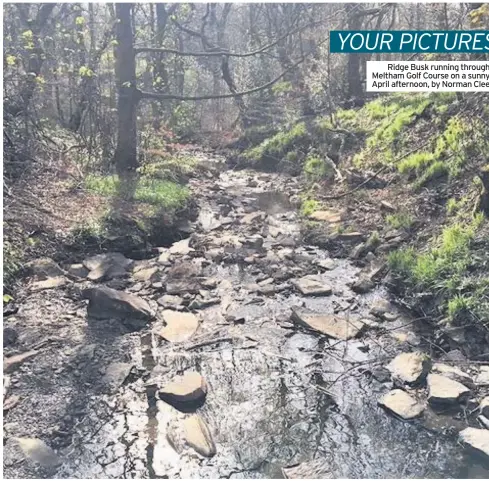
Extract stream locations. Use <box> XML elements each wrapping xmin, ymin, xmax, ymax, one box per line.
<box><xmin>4</xmin><ymin>155</ymin><xmax>489</xmax><ymax>479</ymax></box>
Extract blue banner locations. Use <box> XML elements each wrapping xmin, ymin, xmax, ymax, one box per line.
<box><xmin>330</xmin><ymin>31</ymin><xmax>489</xmax><ymax>53</ymax></box>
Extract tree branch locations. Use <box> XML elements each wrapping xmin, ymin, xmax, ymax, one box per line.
<box><xmin>135</xmin><ymin>21</ymin><xmax>322</xmax><ymax>58</ymax></box>
<box><xmin>139</xmin><ymin>55</ymin><xmax>307</xmax><ymax>102</ymax></box>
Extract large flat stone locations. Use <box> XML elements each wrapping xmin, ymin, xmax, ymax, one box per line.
<box><xmin>83</xmin><ymin>253</ymin><xmax>133</xmax><ymax>282</ymax></box>
<box><xmin>31</xmin><ymin>276</ymin><xmax>69</xmax><ymax>291</ymax></box>
<box><xmin>169</xmin><ymin>238</ymin><xmax>193</xmax><ymax>255</ymax></box>
<box><xmin>387</xmin><ymin>352</ymin><xmax>431</xmax><ymax>386</ymax></box>
<box><xmin>427</xmin><ymin>373</ymin><xmax>470</xmax><ymax>406</ymax></box>
<box><xmin>292</xmin><ymin>276</ymin><xmax>332</xmax><ymax>296</ymax></box>
<box><xmin>291</xmin><ymin>308</ymin><xmax>363</xmax><ymax>340</ymax></box>
<box><xmin>27</xmin><ymin>257</ymin><xmax>65</xmax><ymax>280</ymax></box>
<box><xmin>159</xmin><ymin>371</ymin><xmax>207</xmax><ymax>407</ymax></box>
<box><xmin>183</xmin><ymin>415</ymin><xmax>216</xmax><ymax>457</ymax></box>
<box><xmin>378</xmin><ymin>389</ymin><xmax>425</xmax><ymax>420</ymax></box>
<box><xmin>83</xmin><ymin>286</ymin><xmax>152</xmax><ymax>330</ymax></box>
<box><xmin>459</xmin><ymin>428</ymin><xmax>489</xmax><ymax>461</ymax></box>
<box><xmin>309</xmin><ymin>210</ymin><xmax>343</xmax><ymax>223</ymax></box>
<box><xmin>158</xmin><ymin>310</ymin><xmax>199</xmax><ymax>342</ymax></box>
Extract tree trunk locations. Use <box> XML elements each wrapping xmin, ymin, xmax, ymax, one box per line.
<box><xmin>113</xmin><ymin>3</ymin><xmax>139</xmax><ymax>174</ymax></box>
<box><xmin>346</xmin><ymin>5</ymin><xmax>364</xmax><ymax>106</ymax></box>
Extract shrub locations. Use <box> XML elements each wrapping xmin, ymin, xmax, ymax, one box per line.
<box><xmin>303</xmin><ymin>155</ymin><xmax>334</xmax><ymax>182</ymax></box>
<box><xmin>385</xmin><ymin>212</ymin><xmax>415</xmax><ymax>230</ymax></box>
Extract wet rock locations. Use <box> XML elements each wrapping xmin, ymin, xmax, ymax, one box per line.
<box><xmin>378</xmin><ymin>389</ymin><xmax>425</xmax><ymax>420</ymax></box>
<box><xmin>83</xmin><ymin>286</ymin><xmax>152</xmax><ymax>330</ymax></box>
<box><xmin>183</xmin><ymin>415</ymin><xmax>216</xmax><ymax>457</ymax></box>
<box><xmin>309</xmin><ymin>210</ymin><xmax>343</xmax><ymax>223</ymax></box>
<box><xmin>292</xmin><ymin>276</ymin><xmax>332</xmax><ymax>296</ymax></box>
<box><xmin>432</xmin><ymin>363</ymin><xmax>473</xmax><ymax>388</ymax></box>
<box><xmin>158</xmin><ymin>310</ymin><xmax>199</xmax><ymax>342</ymax></box>
<box><xmin>459</xmin><ymin>427</ymin><xmax>489</xmax><ymax>460</ymax></box>
<box><xmin>133</xmin><ymin>266</ymin><xmax>159</xmax><ymax>282</ymax></box>
<box><xmin>291</xmin><ymin>308</ymin><xmax>364</xmax><ymax>340</ymax></box>
<box><xmin>371</xmin><ymin>366</ymin><xmax>391</xmax><ymax>383</ymax></box>
<box><xmin>27</xmin><ymin>257</ymin><xmax>65</xmax><ymax>280</ymax></box>
<box><xmin>315</xmin><ymin>258</ymin><xmax>336</xmax><ymax>271</ymax></box>
<box><xmin>282</xmin><ymin>459</ymin><xmax>332</xmax><ymax>479</ymax></box>
<box><xmin>370</xmin><ymin>300</ymin><xmax>394</xmax><ymax>320</ymax></box>
<box><xmin>157</xmin><ymin>294</ymin><xmax>183</xmax><ymax>308</ymax></box>
<box><xmin>31</xmin><ymin>276</ymin><xmax>69</xmax><ymax>291</ymax></box>
<box><xmin>427</xmin><ymin>373</ymin><xmax>470</xmax><ymax>406</ymax></box>
<box><xmin>159</xmin><ymin>371</ymin><xmax>207</xmax><ymax>407</ymax></box>
<box><xmin>4</xmin><ymin>350</ymin><xmax>39</xmax><ymax>373</ymax></box>
<box><xmin>15</xmin><ymin>437</ymin><xmax>61</xmax><ymax>468</ymax></box>
<box><xmin>169</xmin><ymin>238</ymin><xmax>193</xmax><ymax>255</ymax></box>
<box><xmin>66</xmin><ymin>263</ymin><xmax>89</xmax><ymax>278</ymax></box>
<box><xmin>480</xmin><ymin>397</ymin><xmax>489</xmax><ymax>418</ymax></box>
<box><xmin>387</xmin><ymin>352</ymin><xmax>431</xmax><ymax>386</ymax></box>
<box><xmin>350</xmin><ymin>276</ymin><xmax>374</xmax><ymax>294</ymax></box>
<box><xmin>475</xmin><ymin>366</ymin><xmax>489</xmax><ymax>386</ymax></box>
<box><xmin>3</xmin><ymin>327</ymin><xmax>18</xmax><ymax>347</ymax></box>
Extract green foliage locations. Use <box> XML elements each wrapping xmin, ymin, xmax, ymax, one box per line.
<box><xmin>303</xmin><ymin>155</ymin><xmax>333</xmax><ymax>182</ymax></box>
<box><xmin>388</xmin><ymin>214</ymin><xmax>486</xmax><ymax>320</ymax></box>
<box><xmin>413</xmin><ymin>161</ymin><xmax>449</xmax><ymax>190</ymax></box>
<box><xmin>385</xmin><ymin>212</ymin><xmax>415</xmax><ymax>230</ymax></box>
<box><xmin>84</xmin><ymin>174</ymin><xmax>189</xmax><ymax>210</ymax></box>
<box><xmin>272</xmin><ymin>81</ymin><xmax>293</xmax><ymax>95</ymax></box>
<box><xmin>300</xmin><ymin>198</ymin><xmax>321</xmax><ymax>217</ymax></box>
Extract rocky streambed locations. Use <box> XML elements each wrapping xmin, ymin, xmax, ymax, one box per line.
<box><xmin>3</xmin><ymin>155</ymin><xmax>489</xmax><ymax>478</ymax></box>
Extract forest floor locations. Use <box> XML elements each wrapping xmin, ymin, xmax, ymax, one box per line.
<box><xmin>3</xmin><ymin>150</ymin><xmax>489</xmax><ymax>478</ymax></box>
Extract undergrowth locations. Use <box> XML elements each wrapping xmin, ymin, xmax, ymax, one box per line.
<box><xmin>388</xmin><ymin>213</ymin><xmax>487</xmax><ymax>324</ymax></box>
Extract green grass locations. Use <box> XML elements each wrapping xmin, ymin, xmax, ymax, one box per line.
<box><xmin>385</xmin><ymin>212</ymin><xmax>415</xmax><ymax>230</ymax></box>
<box><xmin>303</xmin><ymin>155</ymin><xmax>334</xmax><ymax>182</ymax></box>
<box><xmin>388</xmin><ymin>214</ymin><xmax>486</xmax><ymax>321</ymax></box>
<box><xmin>244</xmin><ymin>122</ymin><xmax>308</xmax><ymax>164</ymax></box>
<box><xmin>84</xmin><ymin>174</ymin><xmax>190</xmax><ymax>210</ymax></box>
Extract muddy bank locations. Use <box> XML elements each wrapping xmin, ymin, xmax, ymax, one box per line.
<box><xmin>3</xmin><ymin>154</ymin><xmax>489</xmax><ymax>479</ymax></box>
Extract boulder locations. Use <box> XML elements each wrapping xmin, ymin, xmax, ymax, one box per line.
<box><xmin>158</xmin><ymin>310</ymin><xmax>199</xmax><ymax>342</ymax></box>
<box><xmin>315</xmin><ymin>258</ymin><xmax>336</xmax><ymax>271</ymax></box>
<box><xmin>350</xmin><ymin>276</ymin><xmax>374</xmax><ymax>294</ymax></box>
<box><xmin>427</xmin><ymin>373</ymin><xmax>470</xmax><ymax>406</ymax></box>
<box><xmin>378</xmin><ymin>389</ymin><xmax>425</xmax><ymax>420</ymax></box>
<box><xmin>83</xmin><ymin>253</ymin><xmax>133</xmax><ymax>282</ymax></box>
<box><xmin>432</xmin><ymin>363</ymin><xmax>473</xmax><ymax>388</ymax></box>
<box><xmin>133</xmin><ymin>266</ymin><xmax>159</xmax><ymax>282</ymax></box>
<box><xmin>159</xmin><ymin>371</ymin><xmax>207</xmax><ymax>407</ymax></box>
<box><xmin>83</xmin><ymin>286</ymin><xmax>152</xmax><ymax>330</ymax></box>
<box><xmin>291</xmin><ymin>308</ymin><xmax>364</xmax><ymax>340</ymax></box>
<box><xmin>102</xmin><ymin>362</ymin><xmax>133</xmax><ymax>389</ymax></box>
<box><xmin>157</xmin><ymin>295</ymin><xmax>183</xmax><ymax>308</ymax></box>
<box><xmin>459</xmin><ymin>427</ymin><xmax>489</xmax><ymax>461</ymax></box>
<box><xmin>387</xmin><ymin>352</ymin><xmax>431</xmax><ymax>386</ymax></box>
<box><xmin>292</xmin><ymin>276</ymin><xmax>332</xmax><ymax>296</ymax></box>
<box><xmin>183</xmin><ymin>415</ymin><xmax>216</xmax><ymax>457</ymax></box>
